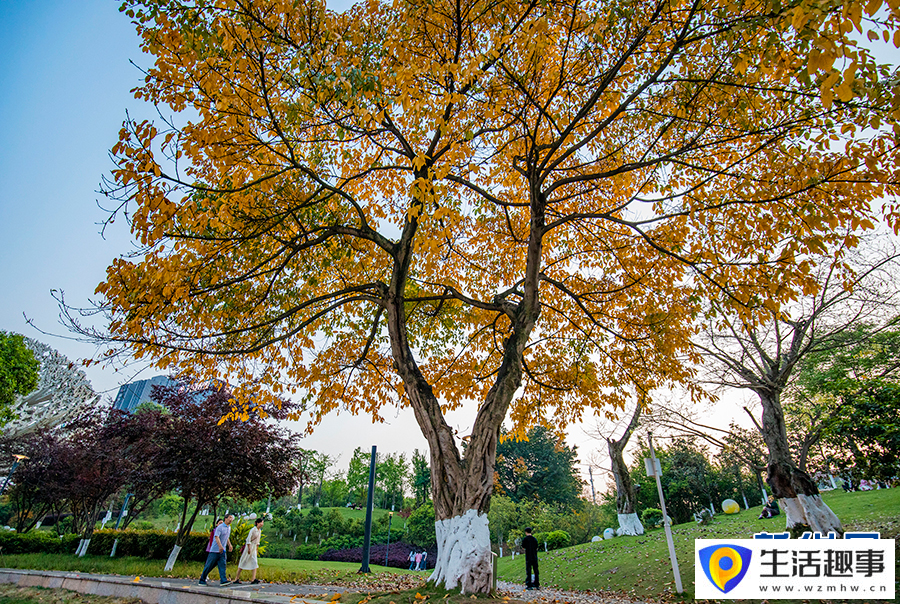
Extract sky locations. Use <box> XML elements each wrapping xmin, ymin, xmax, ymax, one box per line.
<box><xmin>4</xmin><ymin>0</ymin><xmax>866</xmax><ymax>490</ymax></box>
<box><xmin>0</xmin><ymin>0</ymin><xmax>442</xmax><ymax>466</ymax></box>
<box><xmin>0</xmin><ymin>0</ymin><xmax>619</xmax><ymax>483</ymax></box>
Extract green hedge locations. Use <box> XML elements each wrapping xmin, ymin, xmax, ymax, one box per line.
<box><xmin>87</xmin><ymin>530</ymin><xmax>210</xmax><ymax>560</ymax></box>
<box><xmin>641</xmin><ymin>508</ymin><xmax>663</xmax><ymax>528</ymax></box>
<box><xmin>0</xmin><ymin>530</ymin><xmax>210</xmax><ymax>561</ymax></box>
<box><xmin>263</xmin><ymin>541</ymin><xmax>325</xmax><ymax>560</ymax></box>
<box><xmin>0</xmin><ymin>530</ymin><xmax>79</xmax><ymax>554</ymax></box>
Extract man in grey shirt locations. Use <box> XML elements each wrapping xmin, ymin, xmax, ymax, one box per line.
<box><xmin>199</xmin><ymin>514</ymin><xmax>234</xmax><ymax>586</ymax></box>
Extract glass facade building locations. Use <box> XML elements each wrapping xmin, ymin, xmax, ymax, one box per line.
<box><xmin>112</xmin><ymin>375</ymin><xmax>177</xmax><ymax>413</ymax></box>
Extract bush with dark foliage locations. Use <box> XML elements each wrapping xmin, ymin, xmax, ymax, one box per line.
<box><xmin>320</xmin><ymin>540</ymin><xmax>436</xmax><ymax>569</ymax></box>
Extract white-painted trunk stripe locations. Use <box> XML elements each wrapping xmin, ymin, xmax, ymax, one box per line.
<box><xmin>430</xmin><ymin>509</ymin><xmax>492</xmax><ymax>594</ymax></box>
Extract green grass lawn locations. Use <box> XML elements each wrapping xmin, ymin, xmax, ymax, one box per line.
<box><xmin>317</xmin><ymin>506</ymin><xmax>391</xmax><ymax>522</ymax></box>
<box><xmin>0</xmin><ymin>552</ymin><xmax>422</xmax><ymax>585</ymax></box>
<box><xmin>2</xmin><ymin>490</ymin><xmax>896</xmax><ymax>603</ymax></box>
<box><xmin>497</xmin><ymin>488</ymin><xmax>900</xmax><ymax>601</ymax></box>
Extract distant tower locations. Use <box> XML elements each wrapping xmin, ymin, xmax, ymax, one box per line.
<box><xmin>112</xmin><ymin>375</ymin><xmax>177</xmax><ymax>413</ymax></box>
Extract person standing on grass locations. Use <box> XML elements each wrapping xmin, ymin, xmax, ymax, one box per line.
<box><xmin>414</xmin><ymin>550</ymin><xmax>422</xmax><ymax>571</ymax></box>
<box><xmin>234</xmin><ymin>517</ymin><xmax>264</xmax><ymax>585</ymax></box>
<box><xmin>408</xmin><ymin>549</ymin><xmax>416</xmax><ymax>570</ymax></box>
<box><xmin>199</xmin><ymin>513</ymin><xmax>234</xmax><ymax>586</ymax></box>
<box><xmin>419</xmin><ymin>550</ymin><xmax>427</xmax><ymax>571</ymax></box>
<box><xmin>522</xmin><ymin>527</ymin><xmax>540</xmax><ymax>590</ymax></box>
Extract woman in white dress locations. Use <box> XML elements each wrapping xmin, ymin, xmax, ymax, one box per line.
<box><xmin>234</xmin><ymin>518</ymin><xmax>264</xmax><ymax>584</ymax></box>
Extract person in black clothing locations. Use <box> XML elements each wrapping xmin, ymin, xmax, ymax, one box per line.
<box><xmin>522</xmin><ymin>527</ymin><xmax>540</xmax><ymax>590</ymax></box>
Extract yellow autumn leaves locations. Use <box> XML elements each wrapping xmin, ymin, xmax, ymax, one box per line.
<box><xmin>93</xmin><ymin>0</ymin><xmax>900</xmax><ymax>433</ymax></box>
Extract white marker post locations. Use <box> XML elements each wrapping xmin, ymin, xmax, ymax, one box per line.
<box><xmin>646</xmin><ymin>432</ymin><xmax>683</xmax><ymax>594</ymax></box>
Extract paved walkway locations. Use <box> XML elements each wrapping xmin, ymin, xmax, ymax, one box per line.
<box><xmin>0</xmin><ymin>568</ymin><xmax>351</xmax><ymax>604</ymax></box>
<box><xmin>498</xmin><ymin>581</ymin><xmax>658</xmax><ymax>604</ymax></box>
<box><xmin>1</xmin><ymin>569</ymin><xmax>657</xmax><ymax>604</ymax></box>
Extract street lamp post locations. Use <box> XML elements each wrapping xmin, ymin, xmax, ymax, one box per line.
<box><xmin>384</xmin><ymin>511</ymin><xmax>394</xmax><ymax>567</ymax></box>
<box><xmin>110</xmin><ymin>493</ymin><xmax>133</xmax><ymax>557</ymax></box>
<box><xmin>0</xmin><ymin>455</ymin><xmax>29</xmax><ymax>497</ymax></box>
<box><xmin>359</xmin><ymin>445</ymin><xmax>377</xmax><ymax>573</ymax></box>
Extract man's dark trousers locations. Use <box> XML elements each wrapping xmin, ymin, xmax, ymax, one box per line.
<box><xmin>200</xmin><ymin>551</ymin><xmax>227</xmax><ymax>583</ymax></box>
<box><xmin>525</xmin><ymin>556</ymin><xmax>539</xmax><ymax>589</ymax></box>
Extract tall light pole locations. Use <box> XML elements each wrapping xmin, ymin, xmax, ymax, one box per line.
<box><xmin>110</xmin><ymin>493</ymin><xmax>133</xmax><ymax>557</ymax></box>
<box><xmin>588</xmin><ymin>466</ymin><xmax>596</xmax><ymax>503</ymax></box>
<box><xmin>359</xmin><ymin>445</ymin><xmax>377</xmax><ymax>573</ymax></box>
<box><xmin>0</xmin><ymin>454</ymin><xmax>28</xmax><ymax>497</ymax></box>
<box><xmin>384</xmin><ymin>510</ymin><xmax>394</xmax><ymax>567</ymax></box>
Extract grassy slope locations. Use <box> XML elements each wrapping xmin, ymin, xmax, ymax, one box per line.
<box><xmin>3</xmin><ymin>490</ymin><xmax>895</xmax><ymax>602</ymax></box>
<box><xmin>318</xmin><ymin>507</ymin><xmax>391</xmax><ymax>522</ymax></box>
<box><xmin>120</xmin><ymin>506</ymin><xmax>391</xmax><ymax>531</ymax></box>
<box><xmin>497</xmin><ymin>488</ymin><xmax>900</xmax><ymax>600</ymax></box>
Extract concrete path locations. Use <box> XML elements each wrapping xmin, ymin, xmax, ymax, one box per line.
<box><xmin>497</xmin><ymin>581</ymin><xmax>658</xmax><ymax>604</ymax></box>
<box><xmin>0</xmin><ymin>568</ymin><xmax>351</xmax><ymax>604</ymax></box>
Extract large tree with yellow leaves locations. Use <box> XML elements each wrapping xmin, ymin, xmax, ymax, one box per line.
<box><xmin>74</xmin><ymin>0</ymin><xmax>900</xmax><ymax>592</ymax></box>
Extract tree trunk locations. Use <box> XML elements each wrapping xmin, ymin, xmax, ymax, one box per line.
<box><xmin>608</xmin><ymin>405</ymin><xmax>644</xmax><ymax>536</ymax></box>
<box><xmin>393</xmin><ymin>318</ymin><xmax>533</xmax><ymax>594</ymax></box>
<box><xmin>165</xmin><ymin>495</ymin><xmax>203</xmax><ymax>570</ymax></box>
<box><xmin>384</xmin><ymin>177</ymin><xmax>544</xmax><ymax>594</ymax></box>
<box><xmin>752</xmin><ymin>466</ymin><xmax>767</xmax><ymax>505</ymax></box>
<box><xmin>759</xmin><ymin>391</ymin><xmax>843</xmax><ymax>536</ymax></box>
<box><xmin>315</xmin><ymin>469</ymin><xmax>325</xmax><ymax>507</ymax></box>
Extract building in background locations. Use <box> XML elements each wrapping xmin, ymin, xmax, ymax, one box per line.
<box><xmin>112</xmin><ymin>375</ymin><xmax>177</xmax><ymax>413</ymax></box>
<box><xmin>4</xmin><ymin>336</ymin><xmax>99</xmax><ymax>439</ymax></box>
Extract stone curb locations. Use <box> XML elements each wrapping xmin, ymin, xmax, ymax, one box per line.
<box><xmin>0</xmin><ymin>568</ymin><xmax>336</xmax><ymax>604</ymax></box>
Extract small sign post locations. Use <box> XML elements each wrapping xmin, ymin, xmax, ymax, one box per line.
<box><xmin>647</xmin><ymin>432</ymin><xmax>683</xmax><ymax>594</ymax></box>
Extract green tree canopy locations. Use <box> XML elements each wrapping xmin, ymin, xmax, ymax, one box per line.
<box><xmin>789</xmin><ymin>319</ymin><xmax>900</xmax><ymax>481</ymax></box>
<box><xmin>0</xmin><ymin>332</ymin><xmax>39</xmax><ymax>427</ymax></box>
<box><xmin>410</xmin><ymin>448</ymin><xmax>431</xmax><ymax>508</ymax></box>
<box><xmin>494</xmin><ymin>426</ymin><xmax>584</xmax><ymax>509</ymax></box>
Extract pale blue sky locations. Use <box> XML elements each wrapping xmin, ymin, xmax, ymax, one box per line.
<box><xmin>8</xmin><ymin>1</ymin><xmax>876</xmax><ymax>481</ymax></box>
<box><xmin>1</xmin><ymin>0</ymin><xmax>149</xmax><ymax>397</ymax></box>
<box><xmin>0</xmin><ymin>0</ymin><xmax>443</xmax><ymax>471</ymax></box>
<box><xmin>0</xmin><ymin>0</ymin><xmax>353</xmax><ymax>397</ymax></box>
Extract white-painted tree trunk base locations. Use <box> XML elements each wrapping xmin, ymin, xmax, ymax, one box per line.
<box><xmin>781</xmin><ymin>494</ymin><xmax>843</xmax><ymax>535</ymax></box>
<box><xmin>164</xmin><ymin>544</ymin><xmax>182</xmax><ymax>571</ymax></box>
<box><xmin>110</xmin><ymin>538</ymin><xmax>119</xmax><ymax>557</ymax></box>
<box><xmin>616</xmin><ymin>513</ymin><xmax>645</xmax><ymax>536</ymax></box>
<box><xmin>76</xmin><ymin>538</ymin><xmax>91</xmax><ymax>557</ymax></box>
<box><xmin>429</xmin><ymin>509</ymin><xmax>493</xmax><ymax>594</ymax></box>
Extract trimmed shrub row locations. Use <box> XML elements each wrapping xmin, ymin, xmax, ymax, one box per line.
<box><xmin>86</xmin><ymin>530</ymin><xmax>210</xmax><ymax>561</ymax></box>
<box><xmin>264</xmin><ymin>541</ymin><xmax>326</xmax><ymax>560</ymax></box>
<box><xmin>0</xmin><ymin>530</ymin><xmax>209</xmax><ymax>561</ymax></box>
<box><xmin>0</xmin><ymin>530</ymin><xmax>79</xmax><ymax>554</ymax></box>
